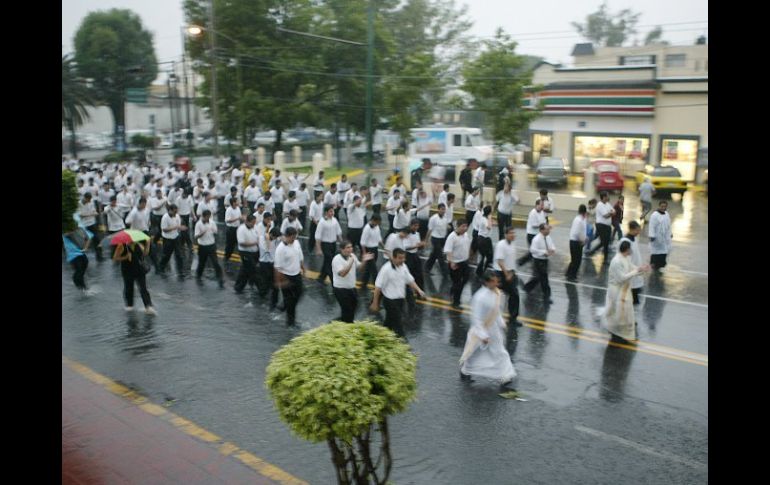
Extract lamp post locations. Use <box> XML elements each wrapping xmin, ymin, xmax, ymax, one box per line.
<box><xmin>180</xmin><ymin>26</ymin><xmax>193</xmax><ymax>148</ymax></box>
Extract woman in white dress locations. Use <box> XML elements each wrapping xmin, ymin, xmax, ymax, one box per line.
<box><xmin>601</xmin><ymin>240</ymin><xmax>650</xmax><ymax>341</ymax></box>
<box><xmin>459</xmin><ymin>270</ymin><xmax>517</xmax><ymax>387</ymax></box>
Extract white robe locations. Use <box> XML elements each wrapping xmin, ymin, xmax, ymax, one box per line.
<box><xmin>619</xmin><ymin>236</ymin><xmax>644</xmax><ymax>290</ymax></box>
<box><xmin>460</xmin><ymin>287</ymin><xmax>516</xmax><ymax>383</ymax></box>
<box><xmin>601</xmin><ymin>253</ymin><xmax>642</xmax><ymax>340</ymax></box>
<box><xmin>648</xmin><ymin>211</ymin><xmax>672</xmax><ymax>255</ymax></box>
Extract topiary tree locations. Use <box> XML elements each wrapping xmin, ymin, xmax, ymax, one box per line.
<box><xmin>265</xmin><ymin>321</ymin><xmax>417</xmax><ymax>485</ymax></box>
<box><xmin>62</xmin><ymin>170</ymin><xmax>79</xmax><ymax>233</ymax></box>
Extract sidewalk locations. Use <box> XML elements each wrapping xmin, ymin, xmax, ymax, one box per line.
<box><xmin>62</xmin><ymin>358</ymin><xmax>307</xmax><ymax>485</ymax></box>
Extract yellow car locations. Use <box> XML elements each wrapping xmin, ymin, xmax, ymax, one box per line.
<box><xmin>635</xmin><ymin>164</ymin><xmax>687</xmax><ymax>196</ymax></box>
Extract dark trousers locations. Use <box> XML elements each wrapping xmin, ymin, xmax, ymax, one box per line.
<box><xmin>281</xmin><ymin>274</ymin><xmax>304</xmax><ymax>325</ymax></box>
<box><xmin>650</xmin><ymin>253</ymin><xmax>668</xmax><ymax>269</ymax></box>
<box><xmin>308</xmin><ymin>221</ymin><xmax>318</xmax><ymax>252</ymax></box>
<box><xmin>425</xmin><ymin>237</ymin><xmax>448</xmax><ymax>274</ymax></box>
<box><xmin>496</xmin><ymin>270</ymin><xmax>520</xmax><ymax>323</ymax></box>
<box><xmin>497</xmin><ymin>212</ymin><xmax>512</xmax><ymax>240</ymax></box>
<box><xmin>234</xmin><ymin>251</ymin><xmax>258</xmax><ymax>291</ymax></box>
<box><xmin>632</xmin><ymin>287</ymin><xmax>642</xmax><ymax>305</ymax></box>
<box><xmin>217</xmin><ymin>197</ymin><xmax>225</xmax><ymax>221</ymax></box>
<box><xmin>224</xmin><ymin>226</ymin><xmax>238</xmax><ymax>261</ymax></box>
<box><xmin>348</xmin><ymin>227</ymin><xmax>363</xmax><ymax>252</ymax></box>
<box><xmin>179</xmin><ymin>215</ymin><xmax>192</xmax><ymax>250</ymax></box>
<box><xmin>299</xmin><ymin>207</ymin><xmax>307</xmax><ymax>231</ymax></box>
<box><xmin>71</xmin><ymin>255</ymin><xmax>88</xmax><ymax>289</ymax></box>
<box><xmin>274</xmin><ymin>202</ymin><xmax>283</xmax><ymax>224</ymax></box>
<box><xmin>387</xmin><ymin>214</ymin><xmax>395</xmax><ymax>235</ymax></box>
<box><xmin>122</xmin><ymin>270</ymin><xmax>152</xmax><ymax>307</ymax></box>
<box><xmin>247</xmin><ymin>201</ymin><xmax>256</xmax><ymax>214</ymax></box>
<box><xmin>259</xmin><ymin>261</ymin><xmax>279</xmax><ymax>307</ymax></box>
<box><xmin>611</xmin><ymin>221</ymin><xmax>623</xmax><ymax>241</ymax></box>
<box><xmin>475</xmin><ymin>236</ymin><xmax>493</xmax><ymax>276</ymax></box>
<box><xmin>318</xmin><ymin>242</ymin><xmax>337</xmax><ymax>282</ymax></box>
<box><xmin>333</xmin><ymin>287</ymin><xmax>358</xmax><ymax>323</ymax></box>
<box><xmin>372</xmin><ymin>204</ymin><xmax>381</xmax><ymax>216</ymax></box>
<box><xmin>196</xmin><ymin>244</ymin><xmax>223</xmax><ymax>281</ymax></box>
<box><xmin>450</xmin><ymin>261</ymin><xmax>470</xmax><ymax>306</ymax></box>
<box><xmin>85</xmin><ymin>224</ymin><xmax>103</xmax><ymax>260</ymax></box>
<box><xmin>361</xmin><ymin>246</ymin><xmax>379</xmax><ymax>287</ymax></box>
<box><xmin>517</xmin><ymin>233</ymin><xmax>536</xmax><ymax>266</ymax></box>
<box><xmin>418</xmin><ymin>218</ymin><xmax>429</xmax><ymax>240</ymax></box>
<box><xmin>150</xmin><ymin>215</ymin><xmax>162</xmax><ymax>243</ymax></box>
<box><xmin>524</xmin><ymin>258</ymin><xmax>551</xmax><ymax>299</ymax></box>
<box><xmin>382</xmin><ymin>297</ymin><xmax>406</xmax><ymax>337</ymax></box>
<box><xmin>465</xmin><ymin>210</ymin><xmax>476</xmax><ymax>226</ymax></box>
<box><xmin>593</xmin><ymin>223</ymin><xmax>612</xmax><ymax>258</ymax></box>
<box><xmin>333</xmin><ymin>207</ymin><xmax>340</xmax><ymax>221</ymax></box>
<box><xmin>566</xmin><ymin>240</ymin><xmax>583</xmax><ymax>279</ymax></box>
<box><xmin>158</xmin><ymin>237</ymin><xmax>184</xmax><ymax>273</ymax></box>
<box><xmin>406</xmin><ymin>252</ymin><xmax>424</xmax><ymax>295</ymax></box>
<box><xmin>142</xmin><ymin>230</ymin><xmax>160</xmax><ymax>268</ymax></box>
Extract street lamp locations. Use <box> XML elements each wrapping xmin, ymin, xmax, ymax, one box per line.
<box><xmin>186</xmin><ymin>6</ymin><xmax>219</xmax><ymax>158</ymax></box>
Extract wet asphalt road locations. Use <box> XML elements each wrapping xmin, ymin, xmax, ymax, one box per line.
<box><xmin>62</xmin><ymin>189</ymin><xmax>707</xmax><ymax>484</ymax></box>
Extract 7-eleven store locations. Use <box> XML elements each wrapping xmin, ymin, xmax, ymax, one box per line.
<box><xmin>524</xmin><ymin>64</ymin><xmax>708</xmax><ymax>181</ymax></box>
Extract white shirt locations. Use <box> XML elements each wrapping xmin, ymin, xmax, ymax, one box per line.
<box><xmin>477</xmin><ymin>215</ymin><xmax>493</xmax><ymax>238</ymax></box>
<box><xmin>258</xmin><ymin>234</ymin><xmax>277</xmax><ymax>263</ymax></box>
<box><xmin>78</xmin><ymin>200</ymin><xmax>98</xmax><ymax>226</ymax></box>
<box><xmin>496</xmin><ymin>190</ymin><xmax>518</xmax><ymax>214</ymax></box>
<box><xmin>255</xmin><ymin>221</ymin><xmax>275</xmax><ymax>241</ymax></box>
<box><xmin>225</xmin><ymin>206</ymin><xmax>243</xmax><ymax>227</ymax></box>
<box><xmin>231</xmin><ymin>168</ymin><xmax>243</xmax><ymax>185</ymax></box>
<box><xmin>98</xmin><ymin>188</ymin><xmax>114</xmax><ymax>206</ymax></box>
<box><xmin>405</xmin><ymin>232</ymin><xmax>421</xmax><ymax>253</ymax></box>
<box><xmin>493</xmin><ymin>239</ymin><xmax>517</xmax><ymax>271</ymax></box>
<box><xmin>280</xmin><ymin>218</ymin><xmax>303</xmax><ymax>234</ymax></box>
<box><xmin>315</xmin><ymin>217</ymin><xmax>342</xmax><ymax>243</ymax></box>
<box><xmin>444</xmin><ymin>231</ymin><xmax>471</xmax><ymax>263</ymax></box>
<box><xmin>375</xmin><ymin>262</ymin><xmax>415</xmax><ymax>299</ymax></box>
<box><xmin>295</xmin><ymin>189</ymin><xmax>310</xmax><ymax>207</ymax></box>
<box><xmin>283</xmin><ymin>199</ymin><xmax>300</xmax><ymax>215</ymax></box>
<box><xmin>473</xmin><ymin>167</ymin><xmax>485</xmax><ymax>186</ymax></box>
<box><xmin>105</xmin><ymin>205</ymin><xmax>125</xmax><ymax>232</ymax></box>
<box><xmin>464</xmin><ymin>193</ymin><xmax>480</xmax><ymax>212</ymax></box>
<box><xmin>244</xmin><ymin>185</ymin><xmax>261</xmax><ymax>202</ymax></box>
<box><xmin>393</xmin><ymin>208</ymin><xmax>412</xmax><ymax>230</ymax></box>
<box><xmin>332</xmin><ymin>254</ymin><xmax>360</xmax><ymax>289</ymax></box>
<box><xmin>438</xmin><ymin>190</ymin><xmax>449</xmax><ymax>207</ymax></box>
<box><xmin>309</xmin><ymin>200</ymin><xmax>324</xmax><ymax>223</ymax></box>
<box><xmin>337</xmin><ymin>180</ymin><xmax>351</xmax><ymax>193</ymax></box>
<box><xmin>389</xmin><ymin>184</ymin><xmax>407</xmax><ymax>199</ymax></box>
<box><xmin>194</xmin><ymin>219</ymin><xmax>218</xmax><ymax>246</ymax></box>
<box><xmin>530</xmin><ymin>233</ymin><xmax>555</xmax><ymax>259</ymax></box>
<box><xmin>361</xmin><ymin>223</ymin><xmax>383</xmax><ymax>248</ymax></box>
<box><xmin>150</xmin><ymin>196</ymin><xmax>167</xmax><ymax>216</ymax></box>
<box><xmin>237</xmin><ymin>224</ymin><xmax>259</xmax><ymax>252</ymax></box>
<box><xmin>343</xmin><ymin>190</ymin><xmax>357</xmax><ymax>209</ymax></box>
<box><xmin>253</xmin><ymin>210</ymin><xmax>266</xmax><ymax>226</ymax></box>
<box><xmin>288</xmin><ymin>175</ymin><xmax>302</xmax><ymax>191</ymax></box>
<box><xmin>526</xmin><ymin>208</ymin><xmax>547</xmax><ymax>235</ymax></box>
<box><xmin>116</xmin><ymin>191</ymin><xmax>134</xmax><ymax>212</ymax></box>
<box><xmin>271</xmin><ymin>186</ymin><xmax>285</xmax><ymax>204</ymax></box>
<box><xmin>347</xmin><ymin>204</ymin><xmax>367</xmax><ymax>229</ymax></box>
<box><xmin>256</xmin><ymin>197</ymin><xmax>275</xmax><ymax>215</ymax></box>
<box><xmin>472</xmin><ymin>210</ymin><xmax>484</xmax><ymax>232</ymax></box>
<box><xmin>161</xmin><ymin>213</ymin><xmax>181</xmax><ymax>239</ymax></box>
<box><xmin>274</xmin><ymin>240</ymin><xmax>304</xmax><ymax>276</ymax></box>
<box><xmin>619</xmin><ymin>236</ymin><xmax>644</xmax><ymax>289</ymax></box>
<box><xmin>126</xmin><ymin>207</ymin><xmax>150</xmax><ymax>231</ymax></box>
<box><xmin>313</xmin><ymin>176</ymin><xmax>325</xmax><ymax>192</ymax></box>
<box><xmin>385</xmin><ymin>196</ymin><xmax>401</xmax><ymax>216</ymax></box>
<box><xmin>414</xmin><ymin>194</ymin><xmax>432</xmax><ymax>219</ymax></box>
<box><xmin>370</xmin><ymin>184</ymin><xmax>383</xmax><ymax>204</ymax></box>
<box><xmin>639</xmin><ymin>182</ymin><xmax>655</xmax><ymax>202</ymax></box>
<box><xmin>176</xmin><ymin>195</ymin><xmax>193</xmax><ymax>216</ymax></box>
<box><xmin>541</xmin><ymin>196</ymin><xmax>555</xmax><ymax>213</ymax></box>
<box><xmin>570</xmin><ymin>215</ymin><xmax>587</xmax><ymax>242</ymax></box>
<box><xmin>596</xmin><ymin>201</ymin><xmax>614</xmax><ymax>226</ymax></box>
<box><xmin>384</xmin><ymin>233</ymin><xmax>407</xmax><ymax>259</ymax></box>
<box><xmin>215</xmin><ymin>180</ymin><xmax>230</xmax><ymax>197</ymax></box>
<box><xmin>428</xmin><ymin>213</ymin><xmax>450</xmax><ymax>239</ymax></box>
<box><xmin>324</xmin><ymin>191</ymin><xmax>340</xmax><ymax>208</ymax></box>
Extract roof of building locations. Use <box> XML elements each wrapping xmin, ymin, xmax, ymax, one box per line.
<box><xmin>571</xmin><ymin>43</ymin><xmax>595</xmax><ymax>56</ymax></box>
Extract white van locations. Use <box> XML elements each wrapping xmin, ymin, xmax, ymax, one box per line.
<box><xmin>409</xmin><ymin>127</ymin><xmax>494</xmax><ymax>162</ymax></box>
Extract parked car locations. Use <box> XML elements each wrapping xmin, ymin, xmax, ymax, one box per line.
<box><xmin>634</xmin><ymin>164</ymin><xmax>687</xmax><ymax>196</ymax></box>
<box><xmin>536</xmin><ymin>157</ymin><xmax>569</xmax><ymax>187</ymax></box>
<box><xmin>588</xmin><ymin>159</ymin><xmax>624</xmax><ymax>193</ymax></box>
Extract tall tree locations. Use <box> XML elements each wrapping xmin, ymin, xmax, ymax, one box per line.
<box><xmin>62</xmin><ymin>55</ymin><xmax>95</xmax><ymax>159</ymax></box>
<box><xmin>571</xmin><ymin>2</ymin><xmax>641</xmax><ymax>47</ymax></box>
<box><xmin>462</xmin><ymin>28</ymin><xmax>541</xmax><ymax>148</ymax></box>
<box><xmin>74</xmin><ymin>9</ymin><xmax>158</xmax><ymax>151</ymax></box>
<box><xmin>644</xmin><ymin>26</ymin><xmax>668</xmax><ymax>45</ymax></box>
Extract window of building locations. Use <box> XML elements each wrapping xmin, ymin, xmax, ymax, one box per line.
<box><xmin>531</xmin><ymin>133</ymin><xmax>552</xmax><ymax>164</ymax></box>
<box><xmin>621</xmin><ymin>55</ymin><xmax>654</xmax><ymax>66</ymax></box>
<box><xmin>661</xmin><ymin>138</ymin><xmax>698</xmax><ymax>181</ymax></box>
<box><xmin>573</xmin><ymin>135</ymin><xmax>650</xmax><ymax>173</ymax></box>
<box><xmin>665</xmin><ymin>54</ymin><xmax>686</xmax><ymax>67</ymax></box>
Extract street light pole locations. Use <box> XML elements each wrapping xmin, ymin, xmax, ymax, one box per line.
<box><xmin>365</xmin><ymin>0</ymin><xmax>375</xmax><ymax>169</ymax></box>
<box><xmin>180</xmin><ymin>26</ymin><xmax>193</xmax><ymax>148</ymax></box>
<box><xmin>208</xmin><ymin>0</ymin><xmax>220</xmax><ymax>159</ymax></box>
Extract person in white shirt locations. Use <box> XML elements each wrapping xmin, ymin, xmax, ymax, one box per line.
<box><xmin>157</xmin><ymin>204</ymin><xmax>187</xmax><ymax>274</ymax></box>
<box><xmin>98</xmin><ymin>182</ymin><xmax>114</xmax><ymax>209</ymax></box>
<box><xmin>269</xmin><ymin>169</ymin><xmax>284</xmax><ymax>189</ymax></box>
<box><xmin>224</xmin><ymin>198</ymin><xmax>244</xmax><ymax>263</ymax></box>
<box><xmin>244</xmin><ymin>179</ymin><xmax>262</xmax><ymax>214</ymax></box>
<box><xmin>539</xmin><ymin>189</ymin><xmax>555</xmax><ymax>224</ymax></box>
<box><xmin>638</xmin><ymin>177</ymin><xmax>656</xmax><ymax>222</ymax></box>
<box><xmin>444</xmin><ymin>220</ymin><xmax>472</xmax><ymax>308</ymax></box>
<box><xmin>193</xmin><ymin>209</ymin><xmax>224</xmax><ymax>287</ymax></box>
<box><xmin>255</xmin><ymin>212</ymin><xmax>275</xmax><ymax>244</ymax></box>
<box><xmin>388</xmin><ymin>177</ymin><xmax>407</xmax><ymax>200</ymax></box>
<box><xmin>280</xmin><ymin>209</ymin><xmax>303</xmax><ymax>235</ymax></box>
<box><xmin>307</xmin><ymin>191</ymin><xmax>324</xmax><ymax>252</ymax></box>
<box><xmin>271</xmin><ymin>180</ymin><xmax>286</xmax><ymax>224</ymax></box>
<box><xmin>312</xmin><ymin>170</ymin><xmax>326</xmax><ymax>198</ymax></box>
<box><xmin>274</xmin><ymin>227</ymin><xmax>305</xmax><ymax>326</ymax></box>
<box><xmin>587</xmin><ymin>191</ymin><xmax>615</xmax><ymax>262</ymax></box>
<box><xmin>474</xmin><ymin>206</ymin><xmax>495</xmax><ymax>277</ymax></box>
<box><xmin>464</xmin><ymin>186</ymin><xmax>481</xmax><ymax>225</ymax></box>
<box><xmin>288</xmin><ymin>170</ymin><xmax>309</xmax><ymax>191</ymax></box>
<box><xmin>231</xmin><ymin>164</ymin><xmax>244</xmax><ymax>186</ymax></box>
<box><xmin>315</xmin><ymin>206</ymin><xmax>343</xmax><ymax>283</ymax></box>
<box><xmin>495</xmin><ymin>182</ymin><xmax>519</xmax><ymax>240</ymax></box>
<box><xmin>248</xmin><ymin>167</ymin><xmax>264</xmax><ymax>188</ymax></box>
<box><xmin>224</xmin><ymin>185</ymin><xmax>241</xmax><ymax>209</ymax></box>
<box><xmin>648</xmin><ymin>200</ymin><xmax>673</xmax><ymax>271</ymax></box>
<box><xmin>360</xmin><ymin>214</ymin><xmax>384</xmax><ymax>287</ymax></box>
<box><xmin>234</xmin><ymin>214</ymin><xmax>260</xmax><ymax>293</ymax></box>
<box><xmin>493</xmin><ymin>226</ymin><xmax>520</xmax><ymax>326</ymax></box>
<box><xmin>105</xmin><ymin>195</ymin><xmax>126</xmax><ymax>235</ymax></box>
<box><xmin>413</xmin><ymin>188</ymin><xmax>433</xmax><ymax>240</ymax></box>
<box><xmin>346</xmin><ymin>195</ymin><xmax>370</xmax><ymax>253</ymax></box>
<box><xmin>175</xmin><ymin>187</ymin><xmax>195</xmax><ymax>256</ymax></box>
<box><xmin>257</xmin><ymin>227</ymin><xmax>282</xmax><ymax>308</ymax></box>
<box><xmin>256</xmin><ymin>190</ymin><xmax>275</xmax><ymax>216</ymax></box>
<box><xmin>473</xmin><ymin>163</ymin><xmax>486</xmax><ymax>189</ymax></box>
<box><xmin>332</xmin><ymin>240</ymin><xmax>374</xmax><ymax>322</ymax></box>
<box><xmin>215</xmin><ymin>175</ymin><xmax>230</xmax><ymax>222</ymax></box>
<box><xmin>116</xmin><ymin>186</ymin><xmax>134</xmax><ymax>220</ymax></box>
<box><xmin>523</xmin><ymin>223</ymin><xmax>556</xmax><ymax>304</ymax></box>
<box><xmin>337</xmin><ymin>174</ymin><xmax>351</xmax><ymax>202</ymax></box>
<box><xmin>619</xmin><ymin>220</ymin><xmax>645</xmax><ymax>305</ymax></box>
<box><xmin>324</xmin><ymin>184</ymin><xmax>341</xmax><ymax>220</ymax></box>
<box><xmin>404</xmin><ymin>219</ymin><xmax>427</xmax><ymax>306</ymax></box>
<box><xmin>517</xmin><ymin>199</ymin><xmax>547</xmax><ymax>267</ymax></box>
<box><xmin>566</xmin><ymin>204</ymin><xmax>588</xmax><ymax>281</ymax></box>
<box><xmin>384</xmin><ymin>226</ymin><xmax>410</xmax><ymax>262</ymax></box>
<box><xmin>76</xmin><ymin>179</ymin><xmax>88</xmax><ymax>198</ymax></box>
<box><xmin>78</xmin><ymin>193</ymin><xmax>103</xmax><ymax>261</ymax></box>
<box><xmin>342</xmin><ymin>182</ymin><xmax>359</xmax><ymax>220</ymax></box>
<box><xmin>149</xmin><ymin>189</ymin><xmax>168</xmax><ymax>244</ymax></box>
<box><xmin>369</xmin><ymin>178</ymin><xmax>383</xmax><ymax>216</ymax></box>
<box><xmin>385</xmin><ymin>190</ymin><xmax>403</xmax><ymax>236</ymax></box>
<box><xmin>437</xmin><ymin>184</ymin><xmax>450</xmax><ymax>207</ymax></box>
<box><xmin>283</xmin><ymin>190</ymin><xmax>300</xmax><ymax>218</ymax></box>
<box><xmin>370</xmin><ymin>248</ymin><xmax>425</xmax><ymax>337</ymax></box>
<box><xmin>296</xmin><ymin>183</ymin><xmax>311</xmax><ymax>230</ymax></box>
<box><xmin>392</xmin><ymin>199</ymin><xmax>413</xmax><ymax>234</ymax></box>
<box><xmin>424</xmin><ymin>203</ymin><xmax>451</xmax><ymax>275</ymax></box>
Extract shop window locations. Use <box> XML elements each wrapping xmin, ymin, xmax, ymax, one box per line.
<box><xmin>532</xmin><ymin>133</ymin><xmax>552</xmax><ymax>164</ymax></box>
<box><xmin>661</xmin><ymin>138</ymin><xmax>698</xmax><ymax>181</ymax></box>
<box><xmin>573</xmin><ymin>135</ymin><xmax>650</xmax><ymax>173</ymax></box>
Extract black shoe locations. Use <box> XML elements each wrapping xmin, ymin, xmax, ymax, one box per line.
<box><xmin>510</xmin><ymin>319</ymin><xmax>523</xmax><ymax>327</ymax></box>
<box><xmin>459</xmin><ymin>370</ymin><xmax>472</xmax><ymax>381</ymax></box>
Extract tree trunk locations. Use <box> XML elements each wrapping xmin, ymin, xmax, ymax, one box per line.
<box><xmin>67</xmin><ymin>118</ymin><xmax>78</xmax><ymax>159</ymax></box>
<box><xmin>328</xmin><ymin>438</ymin><xmax>351</xmax><ymax>485</ymax></box>
<box><xmin>274</xmin><ymin>129</ymin><xmax>283</xmax><ymax>153</ymax></box>
<box><xmin>110</xmin><ymin>100</ymin><xmax>126</xmax><ymax>152</ymax></box>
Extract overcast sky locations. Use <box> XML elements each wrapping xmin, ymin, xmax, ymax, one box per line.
<box><xmin>62</xmin><ymin>0</ymin><xmax>707</xmax><ymax>83</ymax></box>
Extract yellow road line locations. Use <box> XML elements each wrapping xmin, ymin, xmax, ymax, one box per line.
<box><xmin>62</xmin><ymin>356</ymin><xmax>309</xmax><ymax>485</ymax></box>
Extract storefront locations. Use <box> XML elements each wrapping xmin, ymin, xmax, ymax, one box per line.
<box><xmin>658</xmin><ymin>135</ymin><xmax>699</xmax><ymax>181</ymax></box>
<box><xmin>572</xmin><ymin>133</ymin><xmax>650</xmax><ymax>174</ymax></box>
<box><xmin>530</xmin><ymin>131</ymin><xmax>552</xmax><ymax>164</ymax></box>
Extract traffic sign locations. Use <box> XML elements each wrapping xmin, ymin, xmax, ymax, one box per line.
<box><xmin>126</xmin><ymin>88</ymin><xmax>147</xmax><ymax>103</ymax></box>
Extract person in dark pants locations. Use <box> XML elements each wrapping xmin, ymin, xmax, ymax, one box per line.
<box><xmin>405</xmin><ymin>219</ymin><xmax>427</xmax><ymax>307</ymax></box>
<box><xmin>234</xmin><ymin>214</ymin><xmax>259</xmax><ymax>292</ymax></box>
<box><xmin>176</xmin><ymin>187</ymin><xmax>195</xmax><ymax>259</ymax></box>
<box><xmin>474</xmin><ymin>206</ymin><xmax>494</xmax><ymax>277</ymax></box>
<box><xmin>314</xmin><ymin>206</ymin><xmax>342</xmax><ymax>284</ymax></box>
<box><xmin>307</xmin><ymin>191</ymin><xmax>324</xmax><ymax>253</ymax></box>
<box><xmin>523</xmin><ymin>224</ymin><xmax>555</xmax><ymax>304</ymax></box>
<box><xmin>444</xmin><ymin>220</ymin><xmax>472</xmax><ymax>308</ymax></box>
<box><xmin>424</xmin><ymin>203</ymin><xmax>451</xmax><ymax>275</ymax></box>
<box><xmin>370</xmin><ymin>248</ymin><xmax>426</xmax><ymax>337</ymax></box>
<box><xmin>517</xmin><ymin>199</ymin><xmax>546</xmax><ymax>267</ymax></box>
<box><xmin>113</xmin><ymin>241</ymin><xmax>155</xmax><ymax>314</ymax></box>
<box><xmin>193</xmin><ymin>209</ymin><xmax>224</xmax><ymax>287</ymax></box>
<box><xmin>157</xmin><ymin>204</ymin><xmax>187</xmax><ymax>274</ymax></box>
<box><xmin>224</xmin><ymin>197</ymin><xmax>243</xmax><ymax>263</ymax></box>
<box><xmin>566</xmin><ymin>204</ymin><xmax>588</xmax><ymax>281</ymax></box>
<box><xmin>149</xmin><ymin>189</ymin><xmax>168</xmax><ymax>244</ymax></box>
<box><xmin>493</xmin><ymin>226</ymin><xmax>520</xmax><ymax>326</ymax></box>
<box><xmin>62</xmin><ymin>226</ymin><xmax>93</xmax><ymax>292</ymax></box>
<box><xmin>360</xmin><ymin>215</ymin><xmax>384</xmax><ymax>287</ymax></box>
<box><xmin>611</xmin><ymin>195</ymin><xmax>625</xmax><ymax>241</ymax></box>
<box><xmin>332</xmin><ymin>240</ymin><xmax>373</xmax><ymax>322</ymax></box>
<box><xmin>369</xmin><ymin>178</ymin><xmax>383</xmax><ymax>217</ymax></box>
<box><xmin>620</xmin><ymin>220</ymin><xmax>644</xmax><ymax>305</ymax></box>
<box><xmin>258</xmin><ymin>227</ymin><xmax>282</xmax><ymax>308</ymax></box>
<box><xmin>495</xmin><ymin>182</ymin><xmax>517</xmax><ymax>240</ymax></box>
<box><xmin>274</xmin><ymin>227</ymin><xmax>305</xmax><ymax>326</ymax></box>
<box><xmin>588</xmin><ymin>191</ymin><xmax>615</xmax><ymax>263</ymax></box>
<box><xmin>78</xmin><ymin>192</ymin><xmax>104</xmax><ymax>261</ymax></box>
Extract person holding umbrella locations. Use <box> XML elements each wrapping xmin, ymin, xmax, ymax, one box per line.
<box><xmin>111</xmin><ymin>230</ymin><xmax>156</xmax><ymax>315</ymax></box>
<box><xmin>63</xmin><ymin>220</ymin><xmax>93</xmax><ymax>294</ymax></box>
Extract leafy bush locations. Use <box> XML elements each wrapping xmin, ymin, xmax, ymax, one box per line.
<box><xmin>62</xmin><ymin>171</ymin><xmax>79</xmax><ymax>233</ymax></box>
<box><xmin>130</xmin><ymin>134</ymin><xmax>156</xmax><ymax>149</ymax></box>
<box><xmin>103</xmin><ymin>151</ymin><xmax>140</xmax><ymax>163</ymax></box>
<box><xmin>265</xmin><ymin>321</ymin><xmax>417</xmax><ymax>484</ymax></box>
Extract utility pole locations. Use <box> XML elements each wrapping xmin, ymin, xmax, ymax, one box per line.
<box><xmin>167</xmin><ymin>68</ymin><xmax>176</xmax><ymax>143</ymax></box>
<box><xmin>209</xmin><ymin>0</ymin><xmax>220</xmax><ymax>159</ymax></box>
<box><xmin>180</xmin><ymin>27</ymin><xmax>193</xmax><ymax>148</ymax></box>
<box><xmin>365</xmin><ymin>0</ymin><xmax>375</xmax><ymax>170</ymax></box>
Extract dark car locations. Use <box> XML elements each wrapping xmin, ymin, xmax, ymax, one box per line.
<box><xmin>536</xmin><ymin>157</ymin><xmax>569</xmax><ymax>187</ymax></box>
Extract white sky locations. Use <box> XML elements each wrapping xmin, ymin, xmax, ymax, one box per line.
<box><xmin>62</xmin><ymin>0</ymin><xmax>708</xmax><ymax>82</ymax></box>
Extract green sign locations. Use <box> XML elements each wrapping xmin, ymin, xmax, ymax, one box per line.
<box><xmin>126</xmin><ymin>88</ymin><xmax>147</xmax><ymax>103</ymax></box>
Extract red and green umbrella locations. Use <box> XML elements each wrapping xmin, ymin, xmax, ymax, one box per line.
<box><xmin>108</xmin><ymin>229</ymin><xmax>150</xmax><ymax>246</ymax></box>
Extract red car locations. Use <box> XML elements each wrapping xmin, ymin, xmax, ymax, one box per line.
<box><xmin>589</xmin><ymin>159</ymin><xmax>624</xmax><ymax>193</ymax></box>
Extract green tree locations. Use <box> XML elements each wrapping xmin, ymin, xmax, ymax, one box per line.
<box><xmin>644</xmin><ymin>26</ymin><xmax>668</xmax><ymax>45</ymax></box>
<box><xmin>62</xmin><ymin>171</ymin><xmax>79</xmax><ymax>233</ymax></box>
<box><xmin>62</xmin><ymin>55</ymin><xmax>95</xmax><ymax>159</ymax></box>
<box><xmin>571</xmin><ymin>2</ymin><xmax>641</xmax><ymax>47</ymax></box>
<box><xmin>265</xmin><ymin>321</ymin><xmax>417</xmax><ymax>485</ymax></box>
<box><xmin>74</xmin><ymin>9</ymin><xmax>158</xmax><ymax>151</ymax></box>
<box><xmin>462</xmin><ymin>28</ymin><xmax>541</xmax><ymax>148</ymax></box>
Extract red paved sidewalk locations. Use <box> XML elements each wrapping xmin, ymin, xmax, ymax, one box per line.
<box><xmin>62</xmin><ymin>361</ymin><xmax>297</xmax><ymax>484</ymax></box>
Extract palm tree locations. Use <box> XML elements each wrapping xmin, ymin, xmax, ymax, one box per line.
<box><xmin>62</xmin><ymin>54</ymin><xmax>94</xmax><ymax>158</ymax></box>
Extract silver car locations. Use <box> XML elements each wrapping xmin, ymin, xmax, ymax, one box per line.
<box><xmin>536</xmin><ymin>157</ymin><xmax>569</xmax><ymax>187</ymax></box>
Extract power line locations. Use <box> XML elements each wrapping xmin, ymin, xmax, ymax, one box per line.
<box><xmin>473</xmin><ymin>20</ymin><xmax>708</xmax><ymax>39</ymax></box>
